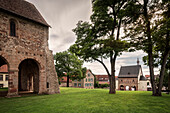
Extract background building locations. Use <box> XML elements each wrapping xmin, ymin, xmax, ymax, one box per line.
<box><xmin>118</xmin><ymin>65</ymin><xmax>147</xmax><ymax>91</ymax></box>
<box><xmin>0</xmin><ymin>65</ymin><xmax>8</xmax><ymax>88</ymax></box>
<box><xmin>73</xmin><ymin>70</ymin><xmax>94</xmax><ymax>89</ymax></box>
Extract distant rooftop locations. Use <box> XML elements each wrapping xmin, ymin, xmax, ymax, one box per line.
<box><xmin>118</xmin><ymin>65</ymin><xmax>142</xmax><ymax>78</ymax></box>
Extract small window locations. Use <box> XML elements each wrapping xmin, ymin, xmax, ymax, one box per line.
<box><xmin>47</xmin><ymin>82</ymin><xmax>49</xmax><ymax>88</ymax></box>
<box><xmin>10</xmin><ymin>20</ymin><xmax>16</xmax><ymax>37</ymax></box>
<box><xmin>147</xmin><ymin>82</ymin><xmax>149</xmax><ymax>85</ymax></box>
<box><xmin>5</xmin><ymin>75</ymin><xmax>8</xmax><ymax>81</ymax></box>
<box><xmin>91</xmin><ymin>78</ymin><xmax>93</xmax><ymax>82</ymax></box>
<box><xmin>0</xmin><ymin>75</ymin><xmax>3</xmax><ymax>81</ymax></box>
<box><xmin>88</xmin><ymin>78</ymin><xmax>90</xmax><ymax>82</ymax></box>
<box><xmin>78</xmin><ymin>83</ymin><xmax>81</xmax><ymax>87</ymax></box>
<box><xmin>88</xmin><ymin>73</ymin><xmax>91</xmax><ymax>77</ymax></box>
<box><xmin>86</xmin><ymin>78</ymin><xmax>87</xmax><ymax>82</ymax></box>
<box><xmin>121</xmin><ymin>80</ymin><xmax>123</xmax><ymax>82</ymax></box>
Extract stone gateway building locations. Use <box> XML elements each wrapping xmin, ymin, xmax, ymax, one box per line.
<box><xmin>0</xmin><ymin>0</ymin><xmax>60</xmax><ymax>97</ymax></box>
<box><xmin>118</xmin><ymin>65</ymin><xmax>147</xmax><ymax>91</ymax></box>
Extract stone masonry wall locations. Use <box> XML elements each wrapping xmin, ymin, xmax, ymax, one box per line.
<box><xmin>118</xmin><ymin>78</ymin><xmax>138</xmax><ymax>90</ymax></box>
<box><xmin>0</xmin><ymin>10</ymin><xmax>60</xmax><ymax>96</ymax></box>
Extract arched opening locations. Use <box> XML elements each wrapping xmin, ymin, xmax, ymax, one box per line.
<box><xmin>10</xmin><ymin>20</ymin><xmax>16</xmax><ymax>37</ymax></box>
<box><xmin>120</xmin><ymin>85</ymin><xmax>124</xmax><ymax>90</ymax></box>
<box><xmin>18</xmin><ymin>59</ymin><xmax>39</xmax><ymax>94</ymax></box>
<box><xmin>0</xmin><ymin>56</ymin><xmax>9</xmax><ymax>97</ymax></box>
<box><xmin>126</xmin><ymin>86</ymin><xmax>130</xmax><ymax>91</ymax></box>
<box><xmin>132</xmin><ymin>86</ymin><xmax>136</xmax><ymax>91</ymax></box>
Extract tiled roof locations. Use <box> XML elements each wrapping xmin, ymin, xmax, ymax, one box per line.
<box><xmin>0</xmin><ymin>0</ymin><xmax>50</xmax><ymax>27</ymax></box>
<box><xmin>140</xmin><ymin>76</ymin><xmax>146</xmax><ymax>81</ymax></box>
<box><xmin>145</xmin><ymin>75</ymin><xmax>150</xmax><ymax>78</ymax></box>
<box><xmin>118</xmin><ymin>65</ymin><xmax>141</xmax><ymax>78</ymax></box>
<box><xmin>0</xmin><ymin>65</ymin><xmax>8</xmax><ymax>73</ymax></box>
<box><xmin>60</xmin><ymin>76</ymin><xmax>72</xmax><ymax>83</ymax></box>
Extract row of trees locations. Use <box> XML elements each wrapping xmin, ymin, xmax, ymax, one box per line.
<box><xmin>68</xmin><ymin>0</ymin><xmax>169</xmax><ymax>96</ymax></box>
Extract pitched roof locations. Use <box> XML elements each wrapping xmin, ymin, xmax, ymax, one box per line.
<box><xmin>118</xmin><ymin>65</ymin><xmax>142</xmax><ymax>78</ymax></box>
<box><xmin>60</xmin><ymin>77</ymin><xmax>72</xmax><ymax>83</ymax></box>
<box><xmin>0</xmin><ymin>0</ymin><xmax>50</xmax><ymax>27</ymax></box>
<box><xmin>140</xmin><ymin>76</ymin><xmax>146</xmax><ymax>81</ymax></box>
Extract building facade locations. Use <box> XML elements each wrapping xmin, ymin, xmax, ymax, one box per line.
<box><xmin>72</xmin><ymin>70</ymin><xmax>94</xmax><ymax>89</ymax></box>
<box><xmin>0</xmin><ymin>0</ymin><xmax>60</xmax><ymax>97</ymax></box>
<box><xmin>118</xmin><ymin>65</ymin><xmax>147</xmax><ymax>91</ymax></box>
<box><xmin>0</xmin><ymin>65</ymin><xmax>8</xmax><ymax>88</ymax></box>
<box><xmin>95</xmin><ymin>75</ymin><xmax>118</xmax><ymax>89</ymax></box>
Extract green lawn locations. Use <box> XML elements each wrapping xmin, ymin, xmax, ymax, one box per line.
<box><xmin>0</xmin><ymin>87</ymin><xmax>170</xmax><ymax>113</ymax></box>
<box><xmin>0</xmin><ymin>87</ymin><xmax>8</xmax><ymax>91</ymax></box>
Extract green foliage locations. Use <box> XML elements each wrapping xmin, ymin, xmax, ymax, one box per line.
<box><xmin>0</xmin><ymin>87</ymin><xmax>8</xmax><ymax>91</ymax></box>
<box><xmin>1</xmin><ymin>87</ymin><xmax>170</xmax><ymax>113</ymax></box>
<box><xmin>54</xmin><ymin>51</ymin><xmax>86</xmax><ymax>81</ymax></box>
<box><xmin>99</xmin><ymin>84</ymin><xmax>110</xmax><ymax>88</ymax></box>
<box><xmin>70</xmin><ymin>0</ymin><xmax>133</xmax><ymax>66</ymax></box>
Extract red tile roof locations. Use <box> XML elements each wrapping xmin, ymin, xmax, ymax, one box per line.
<box><xmin>60</xmin><ymin>76</ymin><xmax>72</xmax><ymax>83</ymax></box>
<box><xmin>145</xmin><ymin>75</ymin><xmax>150</xmax><ymax>78</ymax></box>
<box><xmin>0</xmin><ymin>65</ymin><xmax>8</xmax><ymax>73</ymax></box>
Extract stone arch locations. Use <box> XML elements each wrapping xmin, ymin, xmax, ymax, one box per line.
<box><xmin>132</xmin><ymin>86</ymin><xmax>136</xmax><ymax>91</ymax></box>
<box><xmin>17</xmin><ymin>57</ymin><xmax>43</xmax><ymax>71</ymax></box>
<box><xmin>18</xmin><ymin>58</ymin><xmax>40</xmax><ymax>93</ymax></box>
<box><xmin>120</xmin><ymin>85</ymin><xmax>124</xmax><ymax>90</ymax></box>
<box><xmin>0</xmin><ymin>55</ymin><xmax>9</xmax><ymax>96</ymax></box>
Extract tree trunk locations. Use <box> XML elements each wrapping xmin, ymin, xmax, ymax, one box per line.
<box><xmin>158</xmin><ymin>51</ymin><xmax>170</xmax><ymax>96</ymax></box>
<box><xmin>158</xmin><ymin>23</ymin><xmax>170</xmax><ymax>95</ymax></box>
<box><xmin>109</xmin><ymin>53</ymin><xmax>117</xmax><ymax>94</ymax></box>
<box><xmin>143</xmin><ymin>0</ymin><xmax>157</xmax><ymax>96</ymax></box>
<box><xmin>168</xmin><ymin>71</ymin><xmax>170</xmax><ymax>93</ymax></box>
<box><xmin>67</xmin><ymin>75</ymin><xmax>70</xmax><ymax>87</ymax></box>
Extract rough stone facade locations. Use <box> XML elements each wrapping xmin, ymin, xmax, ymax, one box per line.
<box><xmin>118</xmin><ymin>78</ymin><xmax>138</xmax><ymax>90</ymax></box>
<box><xmin>0</xmin><ymin>1</ymin><xmax>60</xmax><ymax>97</ymax></box>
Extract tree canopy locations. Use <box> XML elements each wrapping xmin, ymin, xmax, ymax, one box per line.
<box><xmin>70</xmin><ymin>0</ymin><xmax>137</xmax><ymax>94</ymax></box>
<box><xmin>54</xmin><ymin>51</ymin><xmax>86</xmax><ymax>87</ymax></box>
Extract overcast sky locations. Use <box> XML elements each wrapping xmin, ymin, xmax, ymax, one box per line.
<box><xmin>27</xmin><ymin>0</ymin><xmax>159</xmax><ymax>76</ymax></box>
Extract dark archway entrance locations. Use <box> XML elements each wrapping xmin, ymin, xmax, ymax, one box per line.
<box><xmin>18</xmin><ymin>59</ymin><xmax>39</xmax><ymax>93</ymax></box>
<box><xmin>120</xmin><ymin>85</ymin><xmax>124</xmax><ymax>90</ymax></box>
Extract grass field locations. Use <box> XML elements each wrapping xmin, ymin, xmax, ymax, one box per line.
<box><xmin>0</xmin><ymin>87</ymin><xmax>170</xmax><ymax>113</ymax></box>
<box><xmin>0</xmin><ymin>87</ymin><xmax>8</xmax><ymax>91</ymax></box>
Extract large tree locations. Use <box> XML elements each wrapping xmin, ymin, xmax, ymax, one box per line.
<box><xmin>54</xmin><ymin>51</ymin><xmax>86</xmax><ymax>87</ymax></box>
<box><xmin>124</xmin><ymin>0</ymin><xmax>170</xmax><ymax>96</ymax></box>
<box><xmin>70</xmin><ymin>0</ymin><xmax>135</xmax><ymax>94</ymax></box>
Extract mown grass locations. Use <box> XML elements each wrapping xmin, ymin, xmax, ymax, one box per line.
<box><xmin>0</xmin><ymin>87</ymin><xmax>170</xmax><ymax>113</ymax></box>
<box><xmin>0</xmin><ymin>87</ymin><xmax>8</xmax><ymax>91</ymax></box>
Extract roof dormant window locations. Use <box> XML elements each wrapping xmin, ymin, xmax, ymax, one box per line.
<box><xmin>10</xmin><ymin>20</ymin><xmax>16</xmax><ymax>37</ymax></box>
